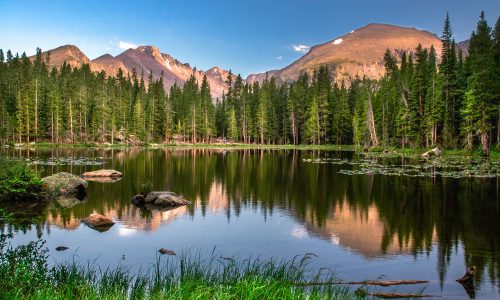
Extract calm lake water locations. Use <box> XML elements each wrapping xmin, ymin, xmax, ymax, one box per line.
<box><xmin>1</xmin><ymin>148</ymin><xmax>499</xmax><ymax>299</ymax></box>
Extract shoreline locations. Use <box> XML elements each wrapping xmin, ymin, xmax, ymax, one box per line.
<box><xmin>3</xmin><ymin>142</ymin><xmax>499</xmax><ymax>158</ymax></box>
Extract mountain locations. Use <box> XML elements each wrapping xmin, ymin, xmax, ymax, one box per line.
<box><xmin>35</xmin><ymin>44</ymin><xmax>91</xmax><ymax>68</ymax></box>
<box><xmin>246</xmin><ymin>23</ymin><xmax>443</xmax><ymax>84</ymax></box>
<box><xmin>90</xmin><ymin>54</ymin><xmax>127</xmax><ymax>75</ymax></box>
<box><xmin>33</xmin><ymin>45</ymin><xmax>231</xmax><ymax>98</ymax></box>
<box><xmin>32</xmin><ymin>23</ymin><xmax>459</xmax><ymax>96</ymax></box>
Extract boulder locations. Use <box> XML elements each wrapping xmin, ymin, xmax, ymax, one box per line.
<box><xmin>154</xmin><ymin>193</ymin><xmax>190</xmax><ymax>207</ymax></box>
<box><xmin>131</xmin><ymin>194</ymin><xmax>145</xmax><ymax>205</ymax></box>
<box><xmin>422</xmin><ymin>147</ymin><xmax>441</xmax><ymax>158</ymax></box>
<box><xmin>135</xmin><ymin>191</ymin><xmax>190</xmax><ymax>209</ymax></box>
<box><xmin>144</xmin><ymin>191</ymin><xmax>166</xmax><ymax>204</ymax></box>
<box><xmin>81</xmin><ymin>213</ymin><xmax>115</xmax><ymax>232</ymax></box>
<box><xmin>42</xmin><ymin>172</ymin><xmax>88</xmax><ymax>199</ymax></box>
<box><xmin>82</xmin><ymin>169</ymin><xmax>122</xmax><ymax>178</ymax></box>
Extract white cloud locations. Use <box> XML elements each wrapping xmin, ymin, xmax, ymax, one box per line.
<box><xmin>292</xmin><ymin>44</ymin><xmax>310</xmax><ymax>53</ymax></box>
<box><xmin>277</xmin><ymin>56</ymin><xmax>283</xmax><ymax>60</ymax></box>
<box><xmin>118</xmin><ymin>41</ymin><xmax>137</xmax><ymax>50</ymax></box>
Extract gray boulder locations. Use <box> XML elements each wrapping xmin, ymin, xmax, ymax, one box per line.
<box><xmin>154</xmin><ymin>193</ymin><xmax>190</xmax><ymax>207</ymax></box>
<box><xmin>136</xmin><ymin>191</ymin><xmax>190</xmax><ymax>208</ymax></box>
<box><xmin>42</xmin><ymin>172</ymin><xmax>88</xmax><ymax>199</ymax></box>
<box><xmin>131</xmin><ymin>194</ymin><xmax>145</xmax><ymax>205</ymax></box>
<box><xmin>144</xmin><ymin>191</ymin><xmax>165</xmax><ymax>204</ymax></box>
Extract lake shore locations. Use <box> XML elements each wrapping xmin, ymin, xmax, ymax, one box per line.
<box><xmin>4</xmin><ymin>142</ymin><xmax>499</xmax><ymax>158</ymax></box>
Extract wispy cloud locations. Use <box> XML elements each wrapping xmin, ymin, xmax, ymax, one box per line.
<box><xmin>292</xmin><ymin>44</ymin><xmax>310</xmax><ymax>53</ymax></box>
<box><xmin>277</xmin><ymin>56</ymin><xmax>283</xmax><ymax>60</ymax></box>
<box><xmin>119</xmin><ymin>41</ymin><xmax>137</xmax><ymax>50</ymax></box>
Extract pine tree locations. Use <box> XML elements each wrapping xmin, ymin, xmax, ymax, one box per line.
<box><xmin>462</xmin><ymin>12</ymin><xmax>496</xmax><ymax>155</ymax></box>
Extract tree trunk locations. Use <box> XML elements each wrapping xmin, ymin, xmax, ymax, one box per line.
<box><xmin>34</xmin><ymin>78</ymin><xmax>38</xmax><ymax>142</ymax></box>
<box><xmin>367</xmin><ymin>94</ymin><xmax>379</xmax><ymax>147</ymax></box>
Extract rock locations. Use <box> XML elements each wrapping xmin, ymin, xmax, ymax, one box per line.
<box><xmin>144</xmin><ymin>191</ymin><xmax>166</xmax><ymax>204</ymax></box>
<box><xmin>154</xmin><ymin>193</ymin><xmax>190</xmax><ymax>207</ymax></box>
<box><xmin>81</xmin><ymin>213</ymin><xmax>115</xmax><ymax>232</ymax></box>
<box><xmin>55</xmin><ymin>246</ymin><xmax>69</xmax><ymax>251</ymax></box>
<box><xmin>158</xmin><ymin>248</ymin><xmax>176</xmax><ymax>255</ymax></box>
<box><xmin>82</xmin><ymin>169</ymin><xmax>122</xmax><ymax>178</ymax></box>
<box><xmin>42</xmin><ymin>172</ymin><xmax>88</xmax><ymax>199</ymax></box>
<box><xmin>131</xmin><ymin>194</ymin><xmax>145</xmax><ymax>205</ymax></box>
<box><xmin>137</xmin><ymin>191</ymin><xmax>190</xmax><ymax>210</ymax></box>
<box><xmin>422</xmin><ymin>147</ymin><xmax>441</xmax><ymax>158</ymax></box>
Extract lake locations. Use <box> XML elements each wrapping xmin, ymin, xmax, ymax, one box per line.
<box><xmin>1</xmin><ymin>148</ymin><xmax>499</xmax><ymax>299</ymax></box>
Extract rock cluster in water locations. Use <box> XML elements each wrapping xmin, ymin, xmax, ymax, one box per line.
<box><xmin>132</xmin><ymin>191</ymin><xmax>190</xmax><ymax>210</ymax></box>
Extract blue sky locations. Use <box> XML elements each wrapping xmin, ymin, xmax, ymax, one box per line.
<box><xmin>0</xmin><ymin>0</ymin><xmax>498</xmax><ymax>77</ymax></box>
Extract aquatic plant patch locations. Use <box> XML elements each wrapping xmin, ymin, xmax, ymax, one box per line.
<box><xmin>25</xmin><ymin>156</ymin><xmax>108</xmax><ymax>166</ymax></box>
<box><xmin>303</xmin><ymin>156</ymin><xmax>500</xmax><ymax>178</ymax></box>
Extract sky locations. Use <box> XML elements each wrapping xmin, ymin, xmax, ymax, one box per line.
<box><xmin>0</xmin><ymin>0</ymin><xmax>498</xmax><ymax>77</ymax></box>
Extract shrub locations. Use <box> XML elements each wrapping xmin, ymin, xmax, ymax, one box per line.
<box><xmin>0</xmin><ymin>159</ymin><xmax>46</xmax><ymax>201</ymax></box>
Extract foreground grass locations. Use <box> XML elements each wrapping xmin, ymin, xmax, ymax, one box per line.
<box><xmin>0</xmin><ymin>235</ymin><xmax>355</xmax><ymax>300</ymax></box>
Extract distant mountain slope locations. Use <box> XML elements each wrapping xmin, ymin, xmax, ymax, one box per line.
<box><xmin>34</xmin><ymin>44</ymin><xmax>91</xmax><ymax>68</ymax></box>
<box><xmin>29</xmin><ymin>23</ymin><xmax>465</xmax><ymax>96</ymax></box>
<box><xmin>33</xmin><ymin>45</ymin><xmax>231</xmax><ymax>98</ymax></box>
<box><xmin>247</xmin><ymin>23</ymin><xmax>444</xmax><ymax>84</ymax></box>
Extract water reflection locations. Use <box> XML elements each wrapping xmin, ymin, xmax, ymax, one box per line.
<box><xmin>1</xmin><ymin>148</ymin><xmax>499</xmax><ymax>296</ymax></box>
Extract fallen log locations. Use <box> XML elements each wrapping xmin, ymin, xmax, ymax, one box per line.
<box><xmin>368</xmin><ymin>292</ymin><xmax>436</xmax><ymax>298</ymax></box>
<box><xmin>294</xmin><ymin>279</ymin><xmax>428</xmax><ymax>287</ymax></box>
<box><xmin>456</xmin><ymin>266</ymin><xmax>475</xmax><ymax>283</ymax></box>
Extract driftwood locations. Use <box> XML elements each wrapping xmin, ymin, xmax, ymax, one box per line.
<box><xmin>368</xmin><ymin>292</ymin><xmax>436</xmax><ymax>298</ymax></box>
<box><xmin>457</xmin><ymin>266</ymin><xmax>476</xmax><ymax>298</ymax></box>
<box><xmin>295</xmin><ymin>279</ymin><xmax>428</xmax><ymax>287</ymax></box>
<box><xmin>456</xmin><ymin>266</ymin><xmax>475</xmax><ymax>283</ymax></box>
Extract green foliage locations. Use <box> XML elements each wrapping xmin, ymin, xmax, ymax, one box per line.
<box><xmin>0</xmin><ymin>235</ymin><xmax>354</xmax><ymax>300</ymax></box>
<box><xmin>140</xmin><ymin>181</ymin><xmax>153</xmax><ymax>195</ymax></box>
<box><xmin>0</xmin><ymin>159</ymin><xmax>45</xmax><ymax>201</ymax></box>
<box><xmin>0</xmin><ymin>12</ymin><xmax>498</xmax><ymax>154</ymax></box>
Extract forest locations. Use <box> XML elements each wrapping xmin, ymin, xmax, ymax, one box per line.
<box><xmin>0</xmin><ymin>13</ymin><xmax>498</xmax><ymax>155</ymax></box>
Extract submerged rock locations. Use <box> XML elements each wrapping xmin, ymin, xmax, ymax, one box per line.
<box><xmin>42</xmin><ymin>172</ymin><xmax>88</xmax><ymax>199</ymax></box>
<box><xmin>422</xmin><ymin>147</ymin><xmax>441</xmax><ymax>158</ymax></box>
<box><xmin>158</xmin><ymin>248</ymin><xmax>176</xmax><ymax>255</ymax></box>
<box><xmin>81</xmin><ymin>213</ymin><xmax>115</xmax><ymax>232</ymax></box>
<box><xmin>82</xmin><ymin>169</ymin><xmax>122</xmax><ymax>178</ymax></box>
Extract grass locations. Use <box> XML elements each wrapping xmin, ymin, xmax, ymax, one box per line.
<box><xmin>0</xmin><ymin>234</ymin><xmax>355</xmax><ymax>300</ymax></box>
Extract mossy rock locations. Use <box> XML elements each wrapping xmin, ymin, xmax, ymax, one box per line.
<box><xmin>42</xmin><ymin>172</ymin><xmax>88</xmax><ymax>199</ymax></box>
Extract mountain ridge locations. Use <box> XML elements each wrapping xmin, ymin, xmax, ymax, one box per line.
<box><xmin>29</xmin><ymin>23</ymin><xmax>469</xmax><ymax>96</ymax></box>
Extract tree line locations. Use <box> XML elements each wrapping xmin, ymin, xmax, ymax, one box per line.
<box><xmin>0</xmin><ymin>13</ymin><xmax>498</xmax><ymax>154</ymax></box>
